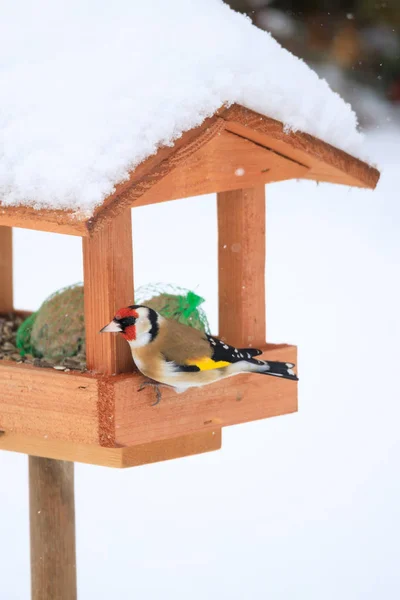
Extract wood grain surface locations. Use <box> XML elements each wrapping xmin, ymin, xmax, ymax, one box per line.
<box><xmin>133</xmin><ymin>129</ymin><xmax>307</xmax><ymax>208</ymax></box>
<box><xmin>82</xmin><ymin>208</ymin><xmax>134</xmax><ymax>375</ymax></box>
<box><xmin>1</xmin><ymin>430</ymin><xmax>221</xmax><ymax>468</ymax></box>
<box><xmin>0</xmin><ymin>104</ymin><xmax>379</xmax><ymax>235</ymax></box>
<box><xmin>114</xmin><ymin>344</ymin><xmax>297</xmax><ymax>447</ymax></box>
<box><xmin>218</xmin><ymin>186</ymin><xmax>266</xmax><ymax>348</ymax></box>
<box><xmin>0</xmin><ymin>344</ymin><xmax>297</xmax><ymax>451</ymax></box>
<box><xmin>29</xmin><ymin>457</ymin><xmax>77</xmax><ymax>600</ymax></box>
<box><xmin>0</xmin><ymin>226</ymin><xmax>13</xmax><ymax>312</ymax></box>
<box><xmin>221</xmin><ymin>105</ymin><xmax>380</xmax><ymax>189</ymax></box>
<box><xmin>0</xmin><ymin>361</ymin><xmax>99</xmax><ymax>444</ymax></box>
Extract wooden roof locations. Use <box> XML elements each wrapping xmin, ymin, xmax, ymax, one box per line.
<box><xmin>0</xmin><ymin>105</ymin><xmax>380</xmax><ymax>237</ymax></box>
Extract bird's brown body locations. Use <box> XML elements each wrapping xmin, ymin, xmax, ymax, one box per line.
<box><xmin>131</xmin><ymin>317</ymin><xmax>229</xmax><ymax>390</ymax></box>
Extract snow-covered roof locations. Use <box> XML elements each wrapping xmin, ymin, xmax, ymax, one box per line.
<box><xmin>0</xmin><ymin>0</ymin><xmax>373</xmax><ymax>215</ymax></box>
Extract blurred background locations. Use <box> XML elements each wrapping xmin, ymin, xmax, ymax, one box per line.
<box><xmin>227</xmin><ymin>0</ymin><xmax>400</xmax><ymax>128</ymax></box>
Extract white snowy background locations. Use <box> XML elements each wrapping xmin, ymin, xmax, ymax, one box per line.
<box><xmin>1</xmin><ymin>126</ymin><xmax>399</xmax><ymax>599</ymax></box>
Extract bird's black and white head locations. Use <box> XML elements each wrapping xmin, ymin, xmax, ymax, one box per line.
<box><xmin>100</xmin><ymin>305</ymin><xmax>160</xmax><ymax>347</ymax></box>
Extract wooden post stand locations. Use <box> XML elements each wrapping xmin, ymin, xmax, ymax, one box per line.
<box><xmin>29</xmin><ymin>457</ymin><xmax>77</xmax><ymax>600</ymax></box>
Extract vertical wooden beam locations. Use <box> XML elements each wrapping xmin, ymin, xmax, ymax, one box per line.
<box><xmin>83</xmin><ymin>209</ymin><xmax>134</xmax><ymax>374</ymax></box>
<box><xmin>0</xmin><ymin>226</ymin><xmax>13</xmax><ymax>313</ymax></box>
<box><xmin>217</xmin><ymin>186</ymin><xmax>266</xmax><ymax>348</ymax></box>
<box><xmin>29</xmin><ymin>457</ymin><xmax>77</xmax><ymax>600</ymax></box>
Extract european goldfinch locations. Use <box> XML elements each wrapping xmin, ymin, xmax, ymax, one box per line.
<box><xmin>101</xmin><ymin>305</ymin><xmax>297</xmax><ymax>401</ymax></box>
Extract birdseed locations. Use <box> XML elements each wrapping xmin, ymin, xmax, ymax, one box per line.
<box><xmin>0</xmin><ymin>312</ymin><xmax>87</xmax><ymax>372</ymax></box>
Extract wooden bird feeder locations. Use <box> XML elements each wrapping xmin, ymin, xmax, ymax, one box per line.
<box><xmin>0</xmin><ymin>104</ymin><xmax>379</xmax><ymax>599</ymax></box>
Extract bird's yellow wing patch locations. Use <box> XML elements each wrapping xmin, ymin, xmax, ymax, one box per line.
<box><xmin>185</xmin><ymin>357</ymin><xmax>230</xmax><ymax>371</ymax></box>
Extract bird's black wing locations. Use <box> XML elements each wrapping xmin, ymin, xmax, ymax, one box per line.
<box><xmin>206</xmin><ymin>335</ymin><xmax>263</xmax><ymax>363</ymax></box>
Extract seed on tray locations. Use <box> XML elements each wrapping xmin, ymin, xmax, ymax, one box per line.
<box><xmin>0</xmin><ymin>313</ymin><xmax>86</xmax><ymax>371</ymax></box>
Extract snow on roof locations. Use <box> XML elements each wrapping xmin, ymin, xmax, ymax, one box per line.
<box><xmin>0</xmin><ymin>0</ymin><xmax>367</xmax><ymax>214</ymax></box>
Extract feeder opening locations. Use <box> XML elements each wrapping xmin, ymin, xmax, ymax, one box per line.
<box><xmin>0</xmin><ymin>282</ymin><xmax>212</xmax><ymax>372</ymax></box>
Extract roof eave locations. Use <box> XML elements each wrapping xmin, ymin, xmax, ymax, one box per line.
<box><xmin>0</xmin><ymin>104</ymin><xmax>380</xmax><ymax>237</ymax></box>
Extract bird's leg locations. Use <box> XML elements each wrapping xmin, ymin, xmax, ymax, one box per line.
<box><xmin>137</xmin><ymin>380</ymin><xmax>170</xmax><ymax>406</ymax></box>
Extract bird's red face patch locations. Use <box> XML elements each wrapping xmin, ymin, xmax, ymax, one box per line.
<box><xmin>114</xmin><ymin>307</ymin><xmax>139</xmax><ymax>342</ymax></box>
<box><xmin>121</xmin><ymin>325</ymin><xmax>136</xmax><ymax>342</ymax></box>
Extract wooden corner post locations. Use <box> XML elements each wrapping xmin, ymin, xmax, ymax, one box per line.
<box><xmin>217</xmin><ymin>186</ymin><xmax>266</xmax><ymax>347</ymax></box>
<box><xmin>83</xmin><ymin>209</ymin><xmax>134</xmax><ymax>375</ymax></box>
<box><xmin>0</xmin><ymin>225</ymin><xmax>13</xmax><ymax>313</ymax></box>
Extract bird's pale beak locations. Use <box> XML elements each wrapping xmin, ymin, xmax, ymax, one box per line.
<box><xmin>99</xmin><ymin>320</ymin><xmax>122</xmax><ymax>333</ymax></box>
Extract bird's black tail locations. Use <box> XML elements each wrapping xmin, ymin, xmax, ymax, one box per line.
<box><xmin>250</xmin><ymin>359</ymin><xmax>298</xmax><ymax>381</ymax></box>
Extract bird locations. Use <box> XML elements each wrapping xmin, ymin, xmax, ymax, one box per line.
<box><xmin>100</xmin><ymin>305</ymin><xmax>298</xmax><ymax>404</ymax></box>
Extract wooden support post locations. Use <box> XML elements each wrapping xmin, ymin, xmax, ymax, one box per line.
<box><xmin>217</xmin><ymin>186</ymin><xmax>266</xmax><ymax>348</ymax></box>
<box><xmin>28</xmin><ymin>211</ymin><xmax>133</xmax><ymax>599</ymax></box>
<box><xmin>83</xmin><ymin>209</ymin><xmax>134</xmax><ymax>374</ymax></box>
<box><xmin>29</xmin><ymin>457</ymin><xmax>77</xmax><ymax>600</ymax></box>
<box><xmin>0</xmin><ymin>225</ymin><xmax>13</xmax><ymax>313</ymax></box>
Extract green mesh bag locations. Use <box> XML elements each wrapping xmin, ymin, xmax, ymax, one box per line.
<box><xmin>135</xmin><ymin>283</ymin><xmax>210</xmax><ymax>333</ymax></box>
<box><xmin>16</xmin><ymin>312</ymin><xmax>38</xmax><ymax>356</ymax></box>
<box><xmin>30</xmin><ymin>283</ymin><xmax>85</xmax><ymax>360</ymax></box>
